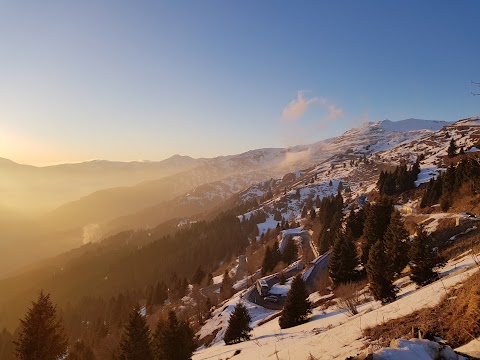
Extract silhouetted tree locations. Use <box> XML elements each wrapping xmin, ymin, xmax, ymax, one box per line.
<box><xmin>14</xmin><ymin>291</ymin><xmax>68</xmax><ymax>360</ymax></box>
<box><xmin>153</xmin><ymin>311</ymin><xmax>195</xmax><ymax>360</ymax></box>
<box><xmin>279</xmin><ymin>276</ymin><xmax>312</xmax><ymax>328</ymax></box>
<box><xmin>220</xmin><ymin>270</ymin><xmax>234</xmax><ymax>299</ymax></box>
<box><xmin>118</xmin><ymin>307</ymin><xmax>154</xmax><ymax>360</ymax></box>
<box><xmin>282</xmin><ymin>238</ymin><xmax>298</xmax><ymax>265</ymax></box>
<box><xmin>68</xmin><ymin>340</ymin><xmax>96</xmax><ymax>360</ymax></box>
<box><xmin>409</xmin><ymin>229</ymin><xmax>445</xmax><ymax>286</ymax></box>
<box><xmin>447</xmin><ymin>138</ymin><xmax>458</xmax><ymax>158</ymax></box>
<box><xmin>361</xmin><ymin>197</ymin><xmax>393</xmax><ymax>265</ymax></box>
<box><xmin>366</xmin><ymin>241</ymin><xmax>396</xmax><ymax>304</ymax></box>
<box><xmin>329</xmin><ymin>230</ymin><xmax>359</xmax><ymax>285</ymax></box>
<box><xmin>191</xmin><ymin>266</ymin><xmax>206</xmax><ymax>285</ymax></box>
<box><xmin>384</xmin><ymin>211</ymin><xmax>410</xmax><ymax>276</ymax></box>
<box><xmin>224</xmin><ymin>302</ymin><xmax>252</xmax><ymax>345</ymax></box>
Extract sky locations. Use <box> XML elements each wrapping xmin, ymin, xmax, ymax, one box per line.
<box><xmin>0</xmin><ymin>1</ymin><xmax>479</xmax><ymax>165</ymax></box>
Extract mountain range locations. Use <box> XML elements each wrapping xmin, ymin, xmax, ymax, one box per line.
<box><xmin>0</xmin><ymin>118</ymin><xmax>450</xmax><ymax>277</ymax></box>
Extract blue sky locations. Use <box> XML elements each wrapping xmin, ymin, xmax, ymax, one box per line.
<box><xmin>0</xmin><ymin>1</ymin><xmax>479</xmax><ymax>165</ymax></box>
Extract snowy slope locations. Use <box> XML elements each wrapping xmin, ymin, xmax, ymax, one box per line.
<box><xmin>194</xmin><ymin>252</ymin><xmax>479</xmax><ymax>359</ymax></box>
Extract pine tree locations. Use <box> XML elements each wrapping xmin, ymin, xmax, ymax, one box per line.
<box><xmin>447</xmin><ymin>138</ymin><xmax>458</xmax><ymax>158</ymax></box>
<box><xmin>261</xmin><ymin>246</ymin><xmax>273</xmax><ymax>275</ymax></box>
<box><xmin>328</xmin><ymin>229</ymin><xmax>359</xmax><ymax>285</ymax></box>
<box><xmin>346</xmin><ymin>207</ymin><xmax>365</xmax><ymax>239</ymax></box>
<box><xmin>14</xmin><ymin>291</ymin><xmax>68</xmax><ymax>360</ymax></box>
<box><xmin>361</xmin><ymin>197</ymin><xmax>393</xmax><ymax>264</ymax></box>
<box><xmin>68</xmin><ymin>340</ymin><xmax>96</xmax><ymax>360</ymax></box>
<box><xmin>154</xmin><ymin>311</ymin><xmax>195</xmax><ymax>360</ymax></box>
<box><xmin>118</xmin><ymin>307</ymin><xmax>154</xmax><ymax>360</ymax></box>
<box><xmin>278</xmin><ymin>275</ymin><xmax>312</xmax><ymax>328</ymax></box>
<box><xmin>206</xmin><ymin>272</ymin><xmax>213</xmax><ymax>285</ymax></box>
<box><xmin>220</xmin><ymin>269</ymin><xmax>234</xmax><ymax>299</ymax></box>
<box><xmin>223</xmin><ymin>302</ymin><xmax>252</xmax><ymax>345</ymax></box>
<box><xmin>149</xmin><ymin>281</ymin><xmax>168</xmax><ymax>307</ymax></box>
<box><xmin>282</xmin><ymin>237</ymin><xmax>298</xmax><ymax>265</ymax></box>
<box><xmin>409</xmin><ymin>229</ymin><xmax>445</xmax><ymax>286</ymax></box>
<box><xmin>191</xmin><ymin>265</ymin><xmax>206</xmax><ymax>285</ymax></box>
<box><xmin>366</xmin><ymin>241</ymin><xmax>396</xmax><ymax>304</ymax></box>
<box><xmin>383</xmin><ymin>211</ymin><xmax>410</xmax><ymax>276</ymax></box>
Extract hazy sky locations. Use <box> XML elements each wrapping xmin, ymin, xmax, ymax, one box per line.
<box><xmin>1</xmin><ymin>1</ymin><xmax>479</xmax><ymax>165</ymax></box>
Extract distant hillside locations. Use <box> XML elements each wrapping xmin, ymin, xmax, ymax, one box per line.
<box><xmin>0</xmin><ymin>118</ymin><xmax>452</xmax><ymax>276</ymax></box>
<box><xmin>0</xmin><ymin>154</ymin><xmax>203</xmax><ymax>213</ymax></box>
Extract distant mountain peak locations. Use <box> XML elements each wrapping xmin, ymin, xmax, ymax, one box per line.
<box><xmin>377</xmin><ymin>118</ymin><xmax>448</xmax><ymax>132</ymax></box>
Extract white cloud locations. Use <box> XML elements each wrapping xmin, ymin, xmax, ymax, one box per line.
<box><xmin>281</xmin><ymin>91</ymin><xmax>344</xmax><ymax>124</ymax></box>
<box><xmin>325</xmin><ymin>103</ymin><xmax>344</xmax><ymax>121</ymax></box>
<box><xmin>282</xmin><ymin>91</ymin><xmax>319</xmax><ymax>121</ymax></box>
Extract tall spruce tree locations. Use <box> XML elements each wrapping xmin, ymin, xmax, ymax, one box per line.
<box><xmin>68</xmin><ymin>340</ymin><xmax>96</xmax><ymax>360</ymax></box>
<box><xmin>282</xmin><ymin>237</ymin><xmax>298</xmax><ymax>265</ymax></box>
<box><xmin>361</xmin><ymin>197</ymin><xmax>394</xmax><ymax>264</ymax></box>
<box><xmin>148</xmin><ymin>281</ymin><xmax>168</xmax><ymax>307</ymax></box>
<box><xmin>383</xmin><ymin>211</ymin><xmax>410</xmax><ymax>276</ymax></box>
<box><xmin>220</xmin><ymin>269</ymin><xmax>234</xmax><ymax>299</ymax></box>
<box><xmin>278</xmin><ymin>275</ymin><xmax>312</xmax><ymax>329</ymax></box>
<box><xmin>118</xmin><ymin>307</ymin><xmax>154</xmax><ymax>360</ymax></box>
<box><xmin>261</xmin><ymin>246</ymin><xmax>273</xmax><ymax>275</ymax></box>
<box><xmin>366</xmin><ymin>241</ymin><xmax>396</xmax><ymax>304</ymax></box>
<box><xmin>329</xmin><ymin>229</ymin><xmax>359</xmax><ymax>285</ymax></box>
<box><xmin>154</xmin><ymin>311</ymin><xmax>195</xmax><ymax>360</ymax></box>
<box><xmin>14</xmin><ymin>291</ymin><xmax>68</xmax><ymax>360</ymax></box>
<box><xmin>191</xmin><ymin>266</ymin><xmax>206</xmax><ymax>285</ymax></box>
<box><xmin>346</xmin><ymin>207</ymin><xmax>365</xmax><ymax>239</ymax></box>
<box><xmin>409</xmin><ymin>229</ymin><xmax>445</xmax><ymax>286</ymax></box>
<box><xmin>223</xmin><ymin>302</ymin><xmax>252</xmax><ymax>345</ymax></box>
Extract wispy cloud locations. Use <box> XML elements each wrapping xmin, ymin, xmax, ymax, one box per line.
<box><xmin>281</xmin><ymin>91</ymin><xmax>344</xmax><ymax>124</ymax></box>
<box><xmin>282</xmin><ymin>91</ymin><xmax>319</xmax><ymax>121</ymax></box>
<box><xmin>325</xmin><ymin>103</ymin><xmax>344</xmax><ymax>121</ymax></box>
<box><xmin>318</xmin><ymin>98</ymin><xmax>345</xmax><ymax>130</ymax></box>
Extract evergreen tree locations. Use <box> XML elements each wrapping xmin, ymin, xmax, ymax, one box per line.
<box><xmin>14</xmin><ymin>291</ymin><xmax>68</xmax><ymax>360</ymax></box>
<box><xmin>447</xmin><ymin>138</ymin><xmax>457</xmax><ymax>158</ymax></box>
<box><xmin>154</xmin><ymin>311</ymin><xmax>195</xmax><ymax>360</ymax></box>
<box><xmin>328</xmin><ymin>230</ymin><xmax>359</xmax><ymax>285</ymax></box>
<box><xmin>261</xmin><ymin>246</ymin><xmax>273</xmax><ymax>275</ymax></box>
<box><xmin>361</xmin><ymin>197</ymin><xmax>393</xmax><ymax>265</ymax></box>
<box><xmin>149</xmin><ymin>281</ymin><xmax>168</xmax><ymax>307</ymax></box>
<box><xmin>220</xmin><ymin>269</ymin><xmax>234</xmax><ymax>299</ymax></box>
<box><xmin>118</xmin><ymin>307</ymin><xmax>154</xmax><ymax>360</ymax></box>
<box><xmin>191</xmin><ymin>266</ymin><xmax>206</xmax><ymax>285</ymax></box>
<box><xmin>282</xmin><ymin>237</ymin><xmax>298</xmax><ymax>265</ymax></box>
<box><xmin>366</xmin><ymin>241</ymin><xmax>396</xmax><ymax>304</ymax></box>
<box><xmin>206</xmin><ymin>272</ymin><xmax>213</xmax><ymax>285</ymax></box>
<box><xmin>223</xmin><ymin>302</ymin><xmax>252</xmax><ymax>345</ymax></box>
<box><xmin>278</xmin><ymin>275</ymin><xmax>312</xmax><ymax>329</ymax></box>
<box><xmin>0</xmin><ymin>328</ymin><xmax>14</xmax><ymax>360</ymax></box>
<box><xmin>383</xmin><ymin>211</ymin><xmax>410</xmax><ymax>276</ymax></box>
<box><xmin>409</xmin><ymin>229</ymin><xmax>445</xmax><ymax>286</ymax></box>
<box><xmin>346</xmin><ymin>207</ymin><xmax>365</xmax><ymax>239</ymax></box>
<box><xmin>68</xmin><ymin>340</ymin><xmax>96</xmax><ymax>360</ymax></box>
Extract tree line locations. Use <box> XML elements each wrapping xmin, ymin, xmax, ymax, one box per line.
<box><xmin>421</xmin><ymin>156</ymin><xmax>480</xmax><ymax>210</ymax></box>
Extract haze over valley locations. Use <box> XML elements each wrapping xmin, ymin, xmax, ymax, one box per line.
<box><xmin>1</xmin><ymin>2</ymin><xmax>480</xmax><ymax>359</ymax></box>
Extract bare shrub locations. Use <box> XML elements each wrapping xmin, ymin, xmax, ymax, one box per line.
<box><xmin>334</xmin><ymin>281</ymin><xmax>365</xmax><ymax>316</ymax></box>
<box><xmin>315</xmin><ymin>269</ymin><xmax>332</xmax><ymax>296</ymax></box>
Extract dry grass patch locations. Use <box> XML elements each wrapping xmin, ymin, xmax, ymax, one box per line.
<box><xmin>363</xmin><ymin>270</ymin><xmax>480</xmax><ymax>348</ymax></box>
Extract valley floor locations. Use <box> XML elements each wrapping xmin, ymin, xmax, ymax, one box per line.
<box><xmin>193</xmin><ymin>252</ymin><xmax>479</xmax><ymax>360</ymax></box>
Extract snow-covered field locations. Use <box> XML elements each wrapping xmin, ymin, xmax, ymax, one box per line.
<box><xmin>194</xmin><ymin>252</ymin><xmax>479</xmax><ymax>360</ymax></box>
